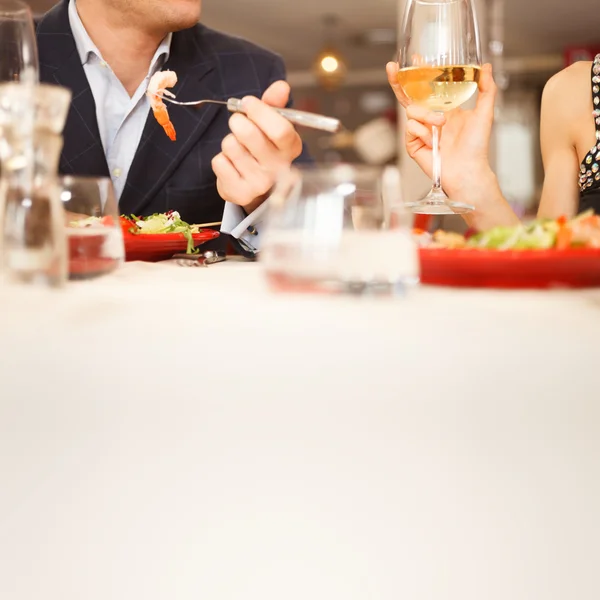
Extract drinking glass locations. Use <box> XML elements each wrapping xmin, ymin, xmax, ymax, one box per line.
<box><xmin>397</xmin><ymin>0</ymin><xmax>482</xmax><ymax>214</ymax></box>
<box><xmin>61</xmin><ymin>176</ymin><xmax>125</xmax><ymax>280</ymax></box>
<box><xmin>0</xmin><ymin>84</ymin><xmax>71</xmax><ymax>287</ymax></box>
<box><xmin>0</xmin><ymin>82</ymin><xmax>71</xmax><ymax>171</ymax></box>
<box><xmin>262</xmin><ymin>165</ymin><xmax>419</xmax><ymax>296</ymax></box>
<box><xmin>0</xmin><ymin>0</ymin><xmax>38</xmax><ymax>84</ymax></box>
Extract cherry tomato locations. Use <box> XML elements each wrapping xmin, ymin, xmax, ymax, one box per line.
<box><xmin>100</xmin><ymin>215</ymin><xmax>115</xmax><ymax>227</ymax></box>
<box><xmin>119</xmin><ymin>216</ymin><xmax>137</xmax><ymax>235</ymax></box>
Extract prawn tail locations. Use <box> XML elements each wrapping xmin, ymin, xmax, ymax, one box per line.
<box><xmin>163</xmin><ymin>121</ymin><xmax>177</xmax><ymax>142</ymax></box>
<box><xmin>152</xmin><ymin>105</ymin><xmax>177</xmax><ymax>141</ymax></box>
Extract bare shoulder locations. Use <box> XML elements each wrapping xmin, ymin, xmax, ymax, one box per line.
<box><xmin>542</xmin><ymin>61</ymin><xmax>592</xmax><ymax>116</ymax></box>
<box><xmin>540</xmin><ymin>61</ymin><xmax>596</xmax><ymax>159</ymax></box>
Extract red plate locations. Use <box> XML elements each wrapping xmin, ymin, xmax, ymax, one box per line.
<box><xmin>124</xmin><ymin>230</ymin><xmax>220</xmax><ymax>262</ymax></box>
<box><xmin>419</xmin><ymin>247</ymin><xmax>600</xmax><ymax>289</ymax></box>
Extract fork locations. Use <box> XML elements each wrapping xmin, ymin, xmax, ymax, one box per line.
<box><xmin>154</xmin><ymin>94</ymin><xmax>341</xmax><ymax>133</ymax></box>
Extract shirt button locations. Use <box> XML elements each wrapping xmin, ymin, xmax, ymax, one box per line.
<box><xmin>112</xmin><ymin>168</ymin><xmax>122</xmax><ymax>178</ymax></box>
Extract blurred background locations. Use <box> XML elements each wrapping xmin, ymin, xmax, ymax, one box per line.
<box><xmin>27</xmin><ymin>0</ymin><xmax>600</xmax><ymax>216</ymax></box>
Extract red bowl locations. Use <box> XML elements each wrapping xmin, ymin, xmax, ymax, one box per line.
<box><xmin>124</xmin><ymin>230</ymin><xmax>220</xmax><ymax>262</ymax></box>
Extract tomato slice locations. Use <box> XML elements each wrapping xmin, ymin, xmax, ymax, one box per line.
<box><xmin>556</xmin><ymin>225</ymin><xmax>573</xmax><ymax>250</ymax></box>
<box><xmin>100</xmin><ymin>215</ymin><xmax>115</xmax><ymax>227</ymax></box>
<box><xmin>119</xmin><ymin>216</ymin><xmax>138</xmax><ymax>235</ymax></box>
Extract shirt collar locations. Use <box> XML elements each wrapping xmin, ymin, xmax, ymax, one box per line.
<box><xmin>68</xmin><ymin>0</ymin><xmax>172</xmax><ymax>72</ymax></box>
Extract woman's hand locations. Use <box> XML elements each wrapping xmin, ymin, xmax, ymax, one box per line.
<box><xmin>387</xmin><ymin>62</ymin><xmax>519</xmax><ymax>229</ymax></box>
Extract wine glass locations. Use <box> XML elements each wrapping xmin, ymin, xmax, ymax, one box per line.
<box><xmin>0</xmin><ymin>0</ymin><xmax>39</xmax><ymax>84</ymax></box>
<box><xmin>397</xmin><ymin>0</ymin><xmax>482</xmax><ymax>214</ymax></box>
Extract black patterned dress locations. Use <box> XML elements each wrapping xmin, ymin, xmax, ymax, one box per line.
<box><xmin>578</xmin><ymin>55</ymin><xmax>600</xmax><ymax>214</ymax></box>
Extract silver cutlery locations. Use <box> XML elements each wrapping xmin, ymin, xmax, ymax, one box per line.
<box><xmin>154</xmin><ymin>94</ymin><xmax>341</xmax><ymax>133</ymax></box>
<box><xmin>172</xmin><ymin>250</ymin><xmax>227</xmax><ymax>267</ymax></box>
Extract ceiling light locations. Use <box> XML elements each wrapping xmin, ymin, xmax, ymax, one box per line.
<box><xmin>313</xmin><ymin>15</ymin><xmax>347</xmax><ymax>90</ymax></box>
<box><xmin>320</xmin><ymin>55</ymin><xmax>339</xmax><ymax>73</ymax></box>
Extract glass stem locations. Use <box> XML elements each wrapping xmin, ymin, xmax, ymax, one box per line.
<box><xmin>432</xmin><ymin>122</ymin><xmax>443</xmax><ymax>195</ymax></box>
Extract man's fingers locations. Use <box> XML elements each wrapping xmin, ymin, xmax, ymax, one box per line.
<box><xmin>212</xmin><ymin>151</ymin><xmax>264</xmax><ymax>207</ymax></box>
<box><xmin>228</xmin><ymin>113</ymin><xmax>282</xmax><ymax>166</ymax></box>
<box><xmin>241</xmin><ymin>95</ymin><xmax>302</xmax><ymax>157</ymax></box>
<box><xmin>221</xmin><ymin>133</ymin><xmax>261</xmax><ymax>177</ymax></box>
<box><xmin>212</xmin><ymin>152</ymin><xmax>243</xmax><ymax>192</ymax></box>
<box><xmin>220</xmin><ymin>133</ymin><xmax>274</xmax><ymax>195</ymax></box>
<box><xmin>261</xmin><ymin>80</ymin><xmax>290</xmax><ymax>108</ymax></box>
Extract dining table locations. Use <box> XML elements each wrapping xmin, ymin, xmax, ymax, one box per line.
<box><xmin>1</xmin><ymin>258</ymin><xmax>599</xmax><ymax>600</ymax></box>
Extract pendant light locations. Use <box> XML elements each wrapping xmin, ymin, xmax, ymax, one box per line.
<box><xmin>314</xmin><ymin>14</ymin><xmax>347</xmax><ymax>90</ymax></box>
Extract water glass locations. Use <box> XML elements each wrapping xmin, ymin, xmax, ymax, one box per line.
<box><xmin>1</xmin><ymin>176</ymin><xmax>67</xmax><ymax>286</ymax></box>
<box><xmin>61</xmin><ymin>176</ymin><xmax>124</xmax><ymax>280</ymax></box>
<box><xmin>262</xmin><ymin>165</ymin><xmax>419</xmax><ymax>296</ymax></box>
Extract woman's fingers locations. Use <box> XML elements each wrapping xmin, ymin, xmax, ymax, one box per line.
<box><xmin>386</xmin><ymin>61</ymin><xmax>411</xmax><ymax>108</ymax></box>
<box><xmin>475</xmin><ymin>63</ymin><xmax>497</xmax><ymax>126</ymax></box>
<box><xmin>406</xmin><ymin>104</ymin><xmax>446</xmax><ymax>127</ymax></box>
<box><xmin>406</xmin><ymin>119</ymin><xmax>434</xmax><ymax>150</ymax></box>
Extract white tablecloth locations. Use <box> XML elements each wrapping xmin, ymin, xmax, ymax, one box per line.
<box><xmin>1</xmin><ymin>261</ymin><xmax>599</xmax><ymax>599</ymax></box>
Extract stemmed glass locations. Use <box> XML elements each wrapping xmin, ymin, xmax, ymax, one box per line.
<box><xmin>397</xmin><ymin>0</ymin><xmax>482</xmax><ymax>214</ymax></box>
<box><xmin>0</xmin><ymin>0</ymin><xmax>39</xmax><ymax>84</ymax></box>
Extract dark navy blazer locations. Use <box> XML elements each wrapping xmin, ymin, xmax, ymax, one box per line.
<box><xmin>35</xmin><ymin>1</ymin><xmax>310</xmax><ymax>236</ymax></box>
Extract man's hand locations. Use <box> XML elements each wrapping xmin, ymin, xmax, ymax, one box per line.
<box><xmin>211</xmin><ymin>80</ymin><xmax>303</xmax><ymax>214</ymax></box>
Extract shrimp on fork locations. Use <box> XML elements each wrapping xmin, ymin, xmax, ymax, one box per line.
<box><xmin>147</xmin><ymin>70</ymin><xmax>178</xmax><ymax>141</ymax></box>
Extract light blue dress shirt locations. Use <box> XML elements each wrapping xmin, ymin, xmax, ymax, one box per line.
<box><xmin>68</xmin><ymin>0</ymin><xmax>172</xmax><ymax>201</ymax></box>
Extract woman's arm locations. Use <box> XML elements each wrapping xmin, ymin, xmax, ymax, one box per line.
<box><xmin>537</xmin><ymin>65</ymin><xmax>585</xmax><ymax>219</ymax></box>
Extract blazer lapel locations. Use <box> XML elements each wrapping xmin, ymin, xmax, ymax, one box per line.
<box><xmin>37</xmin><ymin>1</ymin><xmax>108</xmax><ymax>178</ymax></box>
<box><xmin>119</xmin><ymin>28</ymin><xmax>222</xmax><ymax>216</ymax></box>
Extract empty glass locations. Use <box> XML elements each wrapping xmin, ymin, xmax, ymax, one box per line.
<box><xmin>262</xmin><ymin>165</ymin><xmax>419</xmax><ymax>296</ymax></box>
<box><xmin>61</xmin><ymin>176</ymin><xmax>124</xmax><ymax>280</ymax></box>
<box><xmin>0</xmin><ymin>0</ymin><xmax>38</xmax><ymax>85</ymax></box>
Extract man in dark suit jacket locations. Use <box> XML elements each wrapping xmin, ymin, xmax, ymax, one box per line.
<box><xmin>36</xmin><ymin>0</ymin><xmax>310</xmax><ymax>255</ymax></box>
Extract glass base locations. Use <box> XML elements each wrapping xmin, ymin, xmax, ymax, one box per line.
<box><xmin>266</xmin><ymin>272</ymin><xmax>419</xmax><ymax>297</ymax></box>
<box><xmin>267</xmin><ymin>272</ymin><xmax>419</xmax><ymax>297</ymax></box>
<box><xmin>406</xmin><ymin>190</ymin><xmax>474</xmax><ymax>215</ymax></box>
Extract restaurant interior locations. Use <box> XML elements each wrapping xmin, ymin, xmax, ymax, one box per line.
<box><xmin>1</xmin><ymin>1</ymin><xmax>599</xmax><ymax>599</ymax></box>
<box><xmin>26</xmin><ymin>0</ymin><xmax>600</xmax><ymax>216</ymax></box>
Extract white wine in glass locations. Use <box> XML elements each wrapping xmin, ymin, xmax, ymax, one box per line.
<box><xmin>397</xmin><ymin>0</ymin><xmax>482</xmax><ymax>215</ymax></box>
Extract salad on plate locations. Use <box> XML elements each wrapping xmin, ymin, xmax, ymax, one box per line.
<box><xmin>419</xmin><ymin>211</ymin><xmax>600</xmax><ymax>251</ymax></box>
<box><xmin>121</xmin><ymin>211</ymin><xmax>206</xmax><ymax>254</ymax></box>
<box><xmin>70</xmin><ymin>210</ymin><xmax>208</xmax><ymax>254</ymax></box>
